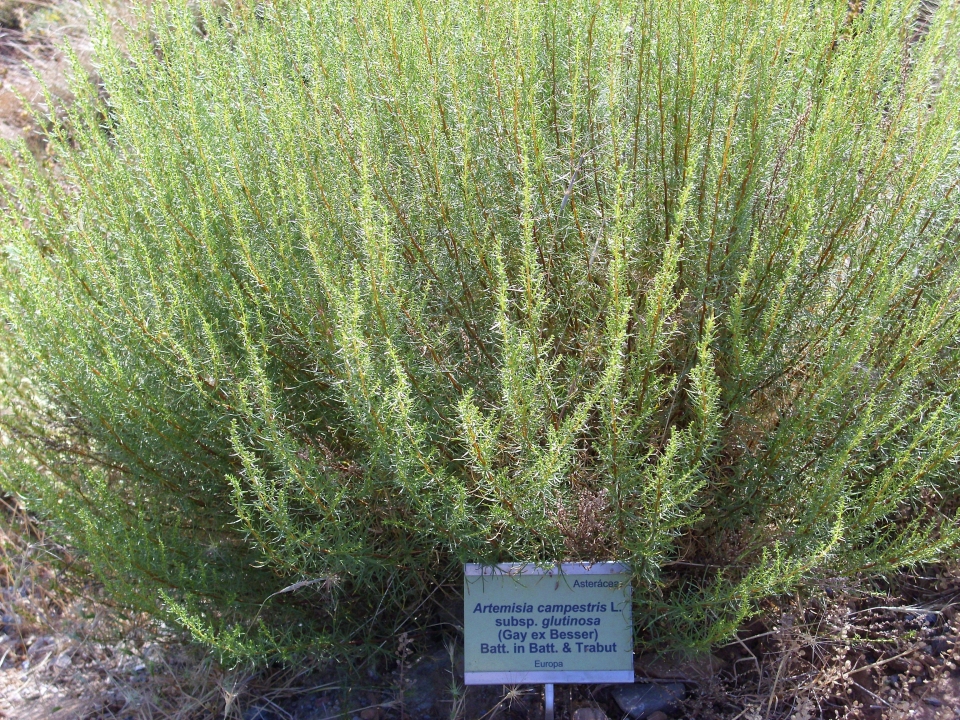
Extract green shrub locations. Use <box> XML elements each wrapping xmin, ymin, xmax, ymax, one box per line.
<box><xmin>2</xmin><ymin>0</ymin><xmax>960</xmax><ymax>664</ymax></box>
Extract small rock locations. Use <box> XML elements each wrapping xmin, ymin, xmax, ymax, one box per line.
<box><xmin>636</xmin><ymin>650</ymin><xmax>726</xmax><ymax>682</ymax></box>
<box><xmin>572</xmin><ymin>708</ymin><xmax>609</xmax><ymax>720</ymax></box>
<box><xmin>929</xmin><ymin>637</ymin><xmax>952</xmax><ymax>657</ymax></box>
<box><xmin>26</xmin><ymin>636</ymin><xmax>55</xmax><ymax>659</ymax></box>
<box><xmin>401</xmin><ymin>646</ymin><xmax>459</xmax><ymax>718</ymax></box>
<box><xmin>0</xmin><ymin>653</ymin><xmax>15</xmax><ymax>669</ymax></box>
<box><xmin>648</xmin><ymin>713</ymin><xmax>670</xmax><ymax>720</ymax></box>
<box><xmin>924</xmin><ymin>697</ymin><xmax>943</xmax><ymax>707</ymax></box>
<box><xmin>612</xmin><ymin>682</ymin><xmax>686</xmax><ymax>720</ymax></box>
<box><xmin>1</xmin><ymin>614</ymin><xmax>21</xmax><ymax>634</ymax></box>
<box><xmin>359</xmin><ymin>708</ymin><xmax>383</xmax><ymax>720</ymax></box>
<box><xmin>54</xmin><ymin>652</ymin><xmax>72</xmax><ymax>669</ymax></box>
<box><xmin>243</xmin><ymin>706</ymin><xmax>279</xmax><ymax>720</ymax></box>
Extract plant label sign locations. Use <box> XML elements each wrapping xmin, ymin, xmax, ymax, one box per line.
<box><xmin>463</xmin><ymin>562</ymin><xmax>634</xmax><ymax>684</ymax></box>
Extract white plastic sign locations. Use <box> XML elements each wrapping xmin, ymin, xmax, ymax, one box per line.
<box><xmin>463</xmin><ymin>562</ymin><xmax>634</xmax><ymax>685</ymax></box>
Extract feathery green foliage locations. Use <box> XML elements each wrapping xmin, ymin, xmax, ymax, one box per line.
<box><xmin>2</xmin><ymin>0</ymin><xmax>960</xmax><ymax>663</ymax></box>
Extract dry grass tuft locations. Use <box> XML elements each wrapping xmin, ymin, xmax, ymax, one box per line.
<box><xmin>0</xmin><ymin>495</ymin><xmax>208</xmax><ymax>719</ymax></box>
<box><xmin>676</xmin><ymin>570</ymin><xmax>960</xmax><ymax>720</ymax></box>
<box><xmin>0</xmin><ymin>496</ymin><xmax>341</xmax><ymax>720</ymax></box>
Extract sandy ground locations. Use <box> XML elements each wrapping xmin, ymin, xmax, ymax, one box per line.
<box><xmin>0</xmin><ymin>0</ymin><xmax>92</xmax><ymax>152</ymax></box>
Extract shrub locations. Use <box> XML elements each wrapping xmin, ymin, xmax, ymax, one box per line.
<box><xmin>2</xmin><ymin>0</ymin><xmax>960</xmax><ymax>664</ymax></box>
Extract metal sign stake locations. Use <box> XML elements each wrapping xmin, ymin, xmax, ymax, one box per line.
<box><xmin>544</xmin><ymin>683</ymin><xmax>554</xmax><ymax>720</ymax></box>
